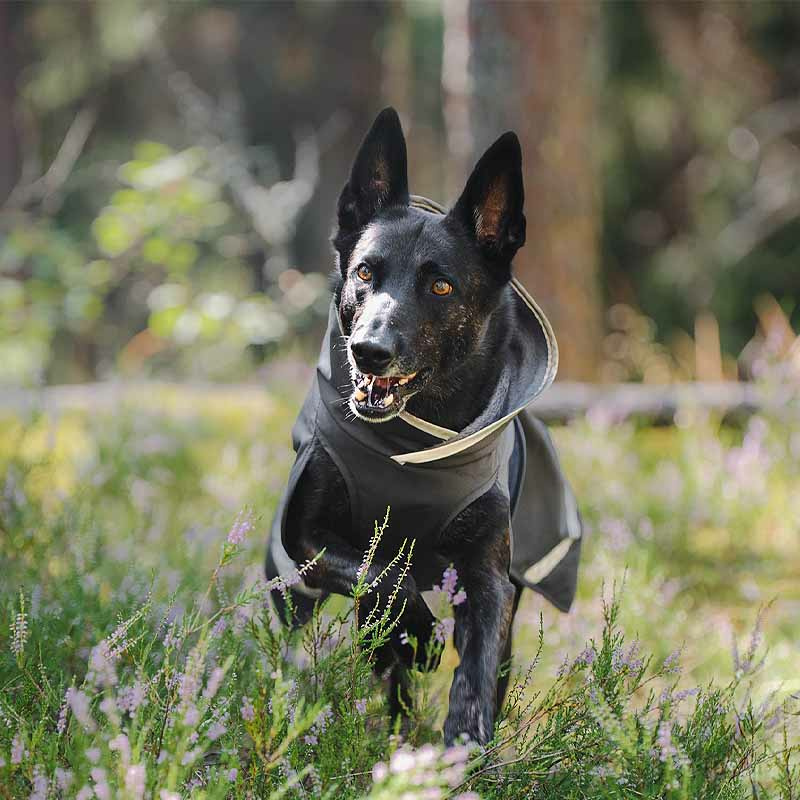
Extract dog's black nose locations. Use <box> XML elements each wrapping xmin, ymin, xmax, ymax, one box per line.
<box><xmin>351</xmin><ymin>339</ymin><xmax>393</xmax><ymax>373</ymax></box>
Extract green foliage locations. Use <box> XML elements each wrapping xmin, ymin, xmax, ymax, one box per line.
<box><xmin>1</xmin><ymin>140</ymin><xmax>328</xmax><ymax>386</ymax></box>
<box><xmin>0</xmin><ymin>391</ymin><xmax>799</xmax><ymax>797</ymax></box>
<box><xmin>601</xmin><ymin>3</ymin><xmax>800</xmax><ymax>356</ymax></box>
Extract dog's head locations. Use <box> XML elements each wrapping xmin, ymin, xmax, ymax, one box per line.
<box><xmin>333</xmin><ymin>108</ymin><xmax>526</xmax><ymax>423</ymax></box>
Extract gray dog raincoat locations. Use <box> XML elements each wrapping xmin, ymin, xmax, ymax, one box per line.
<box><xmin>269</xmin><ymin>197</ymin><xmax>582</xmax><ymax>612</ymax></box>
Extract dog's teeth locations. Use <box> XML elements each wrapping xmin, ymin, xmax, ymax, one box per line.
<box><xmin>399</xmin><ymin>377</ymin><xmax>408</xmax><ymax>385</ymax></box>
<box><xmin>383</xmin><ymin>393</ymin><xmax>394</xmax><ymax>407</ymax></box>
<box><xmin>354</xmin><ymin>388</ymin><xmax>367</xmax><ymax>401</ymax></box>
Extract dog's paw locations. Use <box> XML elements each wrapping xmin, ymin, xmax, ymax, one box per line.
<box><xmin>443</xmin><ymin>680</ymin><xmax>494</xmax><ymax>747</ymax></box>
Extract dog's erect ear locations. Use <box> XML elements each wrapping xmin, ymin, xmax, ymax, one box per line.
<box><xmin>337</xmin><ymin>107</ymin><xmax>409</xmax><ymax>233</ymax></box>
<box><xmin>449</xmin><ymin>132</ymin><xmax>526</xmax><ymax>270</ymax></box>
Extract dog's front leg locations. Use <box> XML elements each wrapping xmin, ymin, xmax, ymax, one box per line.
<box><xmin>443</xmin><ymin>531</ymin><xmax>515</xmax><ymax>747</ymax></box>
<box><xmin>302</xmin><ymin>534</ymin><xmax>436</xmax><ymax>670</ymax></box>
<box><xmin>284</xmin><ymin>447</ymin><xmax>436</xmax><ymax>667</ymax></box>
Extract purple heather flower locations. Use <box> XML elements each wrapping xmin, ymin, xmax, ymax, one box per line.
<box><xmin>389</xmin><ymin>749</ymin><xmax>416</xmax><ymax>774</ymax></box>
<box><xmin>183</xmin><ymin>706</ymin><xmax>200</xmax><ymax>727</ymax></box>
<box><xmin>10</xmin><ymin>731</ymin><xmax>25</xmax><ymax>764</ymax></box>
<box><xmin>672</xmin><ymin>687</ymin><xmax>700</xmax><ymax>704</ymax></box>
<box><xmin>87</xmin><ymin>640</ymin><xmax>117</xmax><ymax>688</ymax></box>
<box><xmin>125</xmin><ymin>764</ymin><xmax>146</xmax><ymax>800</ymax></box>
<box><xmin>181</xmin><ymin>747</ymin><xmax>202</xmax><ymax>766</ymax></box>
<box><xmin>441</xmin><ymin>566</ymin><xmax>459</xmax><ymax>599</ymax></box>
<box><xmin>206</xmin><ymin>720</ymin><xmax>227</xmax><ymax>741</ymax></box>
<box><xmin>55</xmin><ymin>768</ymin><xmax>73</xmax><ymax>793</ymax></box>
<box><xmin>65</xmin><ymin>688</ymin><xmax>95</xmax><ymax>732</ymax></box>
<box><xmin>315</xmin><ymin>707</ymin><xmax>333</xmax><ymax>732</ymax></box>
<box><xmin>29</xmin><ymin>766</ymin><xmax>48</xmax><ymax>800</ymax></box>
<box><xmin>434</xmin><ymin>617</ymin><xmax>455</xmax><ymax>645</ymax></box>
<box><xmin>574</xmin><ymin>647</ymin><xmax>596</xmax><ymax>668</ymax></box>
<box><xmin>663</xmin><ymin>649</ymin><xmax>681</xmax><ymax>674</ymax></box>
<box><xmin>117</xmin><ymin>681</ymin><xmax>147</xmax><ymax>716</ymax></box>
<box><xmin>355</xmin><ymin>698</ymin><xmax>368</xmax><ymax>715</ymax></box>
<box><xmin>203</xmin><ymin>667</ymin><xmax>225</xmax><ymax>700</ymax></box>
<box><xmin>109</xmin><ymin>733</ymin><xmax>131</xmax><ymax>765</ymax></box>
<box><xmin>611</xmin><ymin>640</ymin><xmax>643</xmax><ymax>673</ymax></box>
<box><xmin>227</xmin><ymin>510</ymin><xmax>253</xmax><ymax>546</ymax></box>
<box><xmin>56</xmin><ymin>697</ymin><xmax>69</xmax><ymax>735</ymax></box>
<box><xmin>227</xmin><ymin>769</ymin><xmax>238</xmax><ymax>781</ymax></box>
<box><xmin>656</xmin><ymin>721</ymin><xmax>677</xmax><ymax>762</ymax></box>
<box><xmin>91</xmin><ymin>767</ymin><xmax>110</xmax><ymax>800</ymax></box>
<box><xmin>240</xmin><ymin>696</ymin><xmax>255</xmax><ymax>721</ymax></box>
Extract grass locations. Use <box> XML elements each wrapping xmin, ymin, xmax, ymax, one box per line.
<box><xmin>0</xmin><ymin>377</ymin><xmax>799</xmax><ymax>798</ymax></box>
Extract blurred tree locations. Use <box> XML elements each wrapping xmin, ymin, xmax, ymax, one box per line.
<box><xmin>601</xmin><ymin>1</ymin><xmax>800</xmax><ymax>366</ymax></box>
<box><xmin>0</xmin><ymin>3</ymin><xmax>22</xmax><ymax>202</ymax></box>
<box><xmin>2</xmin><ymin>0</ymin><xmax>799</xmax><ymax>386</ymax></box>
<box><xmin>465</xmin><ymin>0</ymin><xmax>604</xmax><ymax>381</ymax></box>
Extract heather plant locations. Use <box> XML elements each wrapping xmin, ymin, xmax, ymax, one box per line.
<box><xmin>1</xmin><ymin>392</ymin><xmax>799</xmax><ymax>797</ymax></box>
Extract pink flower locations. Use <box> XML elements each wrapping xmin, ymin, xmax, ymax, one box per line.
<box><xmin>206</xmin><ymin>720</ymin><xmax>227</xmax><ymax>741</ymax></box>
<box><xmin>109</xmin><ymin>733</ymin><xmax>131</xmax><ymax>766</ymax></box>
<box><xmin>10</xmin><ymin>731</ymin><xmax>25</xmax><ymax>764</ymax></box>
<box><xmin>55</xmin><ymin>768</ymin><xmax>73</xmax><ymax>792</ymax></box>
<box><xmin>125</xmin><ymin>764</ymin><xmax>146</xmax><ymax>800</ymax></box>
<box><xmin>434</xmin><ymin>616</ymin><xmax>455</xmax><ymax>645</ymax></box>
<box><xmin>441</xmin><ymin>567</ymin><xmax>459</xmax><ymax>598</ymax></box>
<box><xmin>91</xmin><ymin>767</ymin><xmax>110</xmax><ymax>800</ymax></box>
<box><xmin>240</xmin><ymin>696</ymin><xmax>255</xmax><ymax>721</ymax></box>
<box><xmin>65</xmin><ymin>688</ymin><xmax>95</xmax><ymax>732</ymax></box>
<box><xmin>118</xmin><ymin>681</ymin><xmax>147</xmax><ymax>716</ymax></box>
<box><xmin>227</xmin><ymin>510</ymin><xmax>253</xmax><ymax>546</ymax></box>
<box><xmin>29</xmin><ymin>767</ymin><xmax>48</xmax><ymax>800</ymax></box>
<box><xmin>203</xmin><ymin>667</ymin><xmax>225</xmax><ymax>700</ymax></box>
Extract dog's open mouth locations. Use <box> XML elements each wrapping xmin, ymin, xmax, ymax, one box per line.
<box><xmin>349</xmin><ymin>370</ymin><xmax>426</xmax><ymax>420</ymax></box>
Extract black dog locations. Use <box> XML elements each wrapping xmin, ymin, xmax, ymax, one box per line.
<box><xmin>266</xmin><ymin>108</ymin><xmax>581</xmax><ymax>745</ymax></box>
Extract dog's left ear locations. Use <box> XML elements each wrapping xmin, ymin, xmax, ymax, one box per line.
<box><xmin>337</xmin><ymin>107</ymin><xmax>409</xmax><ymax>235</ymax></box>
<box><xmin>449</xmin><ymin>132</ymin><xmax>526</xmax><ymax>274</ymax></box>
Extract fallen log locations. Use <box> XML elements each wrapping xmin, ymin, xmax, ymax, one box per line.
<box><xmin>1</xmin><ymin>380</ymin><xmax>796</xmax><ymax>425</ymax></box>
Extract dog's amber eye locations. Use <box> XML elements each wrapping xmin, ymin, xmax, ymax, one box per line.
<box><xmin>356</xmin><ymin>263</ymin><xmax>373</xmax><ymax>282</ymax></box>
<box><xmin>432</xmin><ymin>278</ymin><xmax>453</xmax><ymax>296</ymax></box>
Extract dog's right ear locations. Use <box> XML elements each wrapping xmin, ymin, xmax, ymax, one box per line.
<box><xmin>336</xmin><ymin>107</ymin><xmax>409</xmax><ymax>235</ymax></box>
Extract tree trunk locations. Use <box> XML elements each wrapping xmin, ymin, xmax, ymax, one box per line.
<box><xmin>0</xmin><ymin>2</ymin><xmax>20</xmax><ymax>203</ymax></box>
<box><xmin>464</xmin><ymin>0</ymin><xmax>603</xmax><ymax>380</ymax></box>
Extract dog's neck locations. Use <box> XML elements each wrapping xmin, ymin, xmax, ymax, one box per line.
<box><xmin>405</xmin><ymin>304</ymin><xmax>512</xmax><ymax>433</ymax></box>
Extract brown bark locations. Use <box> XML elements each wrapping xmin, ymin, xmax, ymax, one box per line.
<box><xmin>465</xmin><ymin>1</ymin><xmax>603</xmax><ymax>380</ymax></box>
<box><xmin>0</xmin><ymin>2</ymin><xmax>20</xmax><ymax>203</ymax></box>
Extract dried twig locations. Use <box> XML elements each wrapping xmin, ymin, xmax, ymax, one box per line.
<box><xmin>3</xmin><ymin>106</ymin><xmax>97</xmax><ymax>212</ymax></box>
